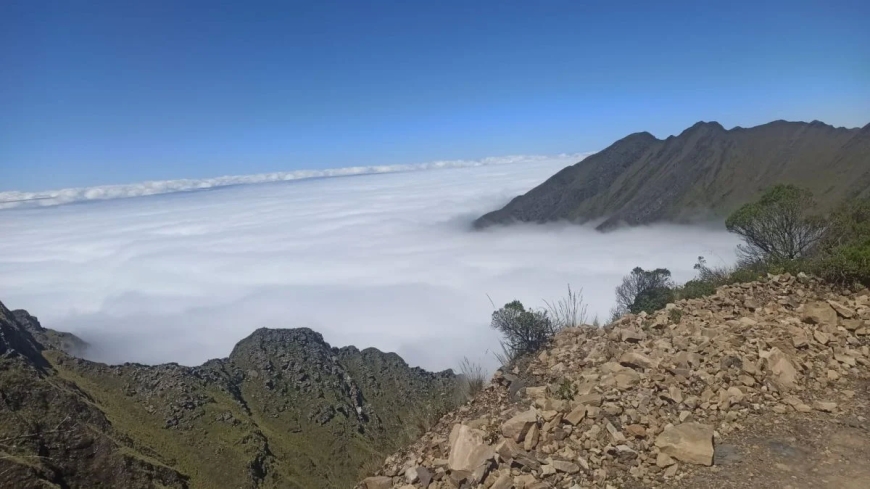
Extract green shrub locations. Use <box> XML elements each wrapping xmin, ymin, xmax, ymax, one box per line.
<box><xmin>810</xmin><ymin>198</ymin><xmax>870</xmax><ymax>286</ymax></box>
<box><xmin>554</xmin><ymin>378</ymin><xmax>577</xmax><ymax>401</ymax></box>
<box><xmin>612</xmin><ymin>193</ymin><xmax>870</xmax><ymax>324</ymax></box>
<box><xmin>817</xmin><ymin>198</ymin><xmax>870</xmax><ymax>252</ymax></box>
<box><xmin>674</xmin><ymin>279</ymin><xmax>716</xmax><ymax>300</ymax></box>
<box><xmin>725</xmin><ymin>184</ymin><xmax>826</xmax><ymax>261</ymax></box>
<box><xmin>668</xmin><ymin>308</ymin><xmax>683</xmax><ymax>323</ymax></box>
<box><xmin>630</xmin><ymin>285</ymin><xmax>674</xmax><ymax>314</ymax></box>
<box><xmin>490</xmin><ymin>300</ymin><xmax>555</xmax><ymax>358</ymax></box>
<box><xmin>813</xmin><ymin>239</ymin><xmax>870</xmax><ymax>286</ymax></box>
<box><xmin>614</xmin><ymin>267</ymin><xmax>674</xmax><ymax>317</ymax></box>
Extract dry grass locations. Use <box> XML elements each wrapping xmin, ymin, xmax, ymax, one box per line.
<box><xmin>457</xmin><ymin>357</ymin><xmax>488</xmax><ymax>401</ymax></box>
<box><xmin>544</xmin><ymin>284</ymin><xmax>588</xmax><ymax>330</ymax></box>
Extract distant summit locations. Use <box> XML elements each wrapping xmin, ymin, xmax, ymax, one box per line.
<box><xmin>475</xmin><ymin>120</ymin><xmax>870</xmax><ymax>230</ymax></box>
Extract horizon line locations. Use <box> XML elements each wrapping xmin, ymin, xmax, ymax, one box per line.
<box><xmin>0</xmin><ymin>152</ymin><xmax>592</xmax><ymax>211</ymax></box>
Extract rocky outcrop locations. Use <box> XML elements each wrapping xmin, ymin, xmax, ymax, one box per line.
<box><xmin>10</xmin><ymin>308</ymin><xmax>90</xmax><ymax>356</ymax></box>
<box><xmin>0</xmin><ymin>302</ymin><xmax>458</xmax><ymax>489</ymax></box>
<box><xmin>475</xmin><ymin>120</ymin><xmax>870</xmax><ymax>230</ymax></box>
<box><xmin>0</xmin><ymin>301</ymin><xmax>189</xmax><ymax>489</ymax></box>
<box><xmin>360</xmin><ymin>274</ymin><xmax>870</xmax><ymax>488</ymax></box>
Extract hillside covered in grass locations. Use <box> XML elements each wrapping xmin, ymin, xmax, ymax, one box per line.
<box><xmin>0</xmin><ymin>304</ymin><xmax>458</xmax><ymax>489</ymax></box>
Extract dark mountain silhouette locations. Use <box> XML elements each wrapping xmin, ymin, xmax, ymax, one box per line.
<box><xmin>475</xmin><ymin>120</ymin><xmax>870</xmax><ymax>230</ymax></box>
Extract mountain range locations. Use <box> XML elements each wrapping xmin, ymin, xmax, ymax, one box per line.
<box><xmin>0</xmin><ymin>300</ymin><xmax>458</xmax><ymax>489</ymax></box>
<box><xmin>475</xmin><ymin>120</ymin><xmax>870</xmax><ymax>230</ymax></box>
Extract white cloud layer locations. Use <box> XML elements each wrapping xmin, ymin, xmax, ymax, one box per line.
<box><xmin>0</xmin><ymin>156</ymin><xmax>740</xmax><ymax>373</ymax></box>
<box><xmin>0</xmin><ymin>154</ymin><xmax>586</xmax><ymax>209</ymax></box>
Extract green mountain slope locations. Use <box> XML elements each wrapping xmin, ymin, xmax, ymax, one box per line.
<box><xmin>0</xmin><ymin>300</ymin><xmax>457</xmax><ymax>489</ymax></box>
<box><xmin>475</xmin><ymin>120</ymin><xmax>870</xmax><ymax>230</ymax></box>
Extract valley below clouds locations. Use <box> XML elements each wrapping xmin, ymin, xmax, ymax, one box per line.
<box><xmin>0</xmin><ymin>156</ymin><xmax>740</xmax><ymax>372</ymax></box>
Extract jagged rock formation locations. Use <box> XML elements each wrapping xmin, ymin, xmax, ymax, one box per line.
<box><xmin>360</xmin><ymin>274</ymin><xmax>870</xmax><ymax>488</ymax></box>
<box><xmin>475</xmin><ymin>120</ymin><xmax>870</xmax><ymax>230</ymax></box>
<box><xmin>0</xmin><ymin>302</ymin><xmax>457</xmax><ymax>489</ymax></box>
<box><xmin>11</xmin><ymin>308</ymin><xmax>90</xmax><ymax>356</ymax></box>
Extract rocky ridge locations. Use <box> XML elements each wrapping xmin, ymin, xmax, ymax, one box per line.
<box><xmin>475</xmin><ymin>120</ymin><xmax>870</xmax><ymax>230</ymax></box>
<box><xmin>0</xmin><ymin>303</ymin><xmax>457</xmax><ymax>489</ymax></box>
<box><xmin>359</xmin><ymin>274</ymin><xmax>870</xmax><ymax>488</ymax></box>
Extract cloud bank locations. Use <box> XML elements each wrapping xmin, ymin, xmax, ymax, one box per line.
<box><xmin>0</xmin><ymin>153</ymin><xmax>587</xmax><ymax>210</ymax></box>
<box><xmin>0</xmin><ymin>156</ymin><xmax>740</xmax><ymax>372</ymax></box>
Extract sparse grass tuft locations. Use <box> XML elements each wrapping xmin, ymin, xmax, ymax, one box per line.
<box><xmin>457</xmin><ymin>357</ymin><xmax>488</xmax><ymax>401</ymax></box>
<box><xmin>553</xmin><ymin>378</ymin><xmax>577</xmax><ymax>401</ymax></box>
<box><xmin>544</xmin><ymin>285</ymin><xmax>588</xmax><ymax>329</ymax></box>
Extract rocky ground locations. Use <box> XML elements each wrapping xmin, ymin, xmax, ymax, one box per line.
<box><xmin>359</xmin><ymin>273</ymin><xmax>870</xmax><ymax>489</ymax></box>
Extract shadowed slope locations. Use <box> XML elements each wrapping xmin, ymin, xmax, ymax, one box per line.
<box><xmin>475</xmin><ymin>120</ymin><xmax>870</xmax><ymax>230</ymax></box>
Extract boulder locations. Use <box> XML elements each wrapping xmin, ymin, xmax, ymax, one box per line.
<box><xmin>813</xmin><ymin>401</ymin><xmax>837</xmax><ymax>412</ymax></box>
<box><xmin>564</xmin><ymin>405</ymin><xmax>587</xmax><ymax>425</ymax></box>
<box><xmin>494</xmin><ymin>437</ymin><xmax>523</xmax><ymax>460</ymax></box>
<box><xmin>551</xmin><ymin>459</ymin><xmax>580</xmax><ymax>473</ymax></box>
<box><xmin>814</xmin><ymin>330</ymin><xmax>830</xmax><ymax>345</ymax></box>
<box><xmin>489</xmin><ymin>473</ymin><xmax>513</xmax><ymax>489</ymax></box>
<box><xmin>654</xmin><ymin>422</ymin><xmax>715</xmax><ymax>466</ymax></box>
<box><xmin>574</xmin><ymin>393</ymin><xmax>603</xmax><ymax>406</ymax></box>
<box><xmin>361</xmin><ymin>476</ymin><xmax>393</xmax><ymax>489</ymax></box>
<box><xmin>843</xmin><ymin>319</ymin><xmax>864</xmax><ymax>331</ymax></box>
<box><xmin>827</xmin><ymin>300</ymin><xmax>856</xmax><ymax>319</ymax></box>
<box><xmin>619</xmin><ymin>351</ymin><xmax>658</xmax><ymax>370</ymax></box>
<box><xmin>405</xmin><ymin>466</ymin><xmax>431</xmax><ymax>486</ymax></box>
<box><xmin>762</xmin><ymin>347</ymin><xmax>797</xmax><ymax>390</ymax></box>
<box><xmin>447</xmin><ymin>424</ymin><xmax>495</xmax><ymax>472</ymax></box>
<box><xmin>620</xmin><ymin>328</ymin><xmax>646</xmax><ymax>342</ymax></box>
<box><xmin>523</xmin><ymin>423</ymin><xmax>539</xmax><ymax>451</ymax></box>
<box><xmin>792</xmin><ymin>329</ymin><xmax>809</xmax><ymax>348</ymax></box>
<box><xmin>656</xmin><ymin>452</ymin><xmax>676</xmax><ymax>467</ymax></box>
<box><xmin>613</xmin><ymin>369</ymin><xmax>641</xmax><ymax>389</ymax></box>
<box><xmin>501</xmin><ymin>409</ymin><xmax>538</xmax><ymax>442</ymax></box>
<box><xmin>802</xmin><ymin>301</ymin><xmax>837</xmax><ymax>325</ymax></box>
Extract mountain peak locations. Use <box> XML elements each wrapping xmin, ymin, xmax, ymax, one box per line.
<box><xmin>0</xmin><ymin>301</ymin><xmax>48</xmax><ymax>369</ymax></box>
<box><xmin>238</xmin><ymin>326</ymin><xmax>326</xmax><ymax>346</ymax></box>
<box><xmin>0</xmin><ymin>300</ymin><xmax>459</xmax><ymax>488</ymax></box>
<box><xmin>682</xmin><ymin>120</ymin><xmax>725</xmax><ymax>135</ymax></box>
<box><xmin>475</xmin><ymin>118</ymin><xmax>869</xmax><ymax>230</ymax></box>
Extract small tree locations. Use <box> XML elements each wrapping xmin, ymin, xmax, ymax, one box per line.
<box><xmin>725</xmin><ymin>185</ymin><xmax>826</xmax><ymax>262</ymax></box>
<box><xmin>613</xmin><ymin>267</ymin><xmax>673</xmax><ymax>317</ymax></box>
<box><xmin>490</xmin><ymin>300</ymin><xmax>554</xmax><ymax>359</ymax></box>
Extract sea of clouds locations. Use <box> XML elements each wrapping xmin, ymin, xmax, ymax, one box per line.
<box><xmin>0</xmin><ymin>155</ymin><xmax>740</xmax><ymax>373</ymax></box>
<box><xmin>0</xmin><ymin>154</ymin><xmax>583</xmax><ymax>210</ymax></box>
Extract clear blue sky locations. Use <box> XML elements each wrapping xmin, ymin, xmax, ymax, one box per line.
<box><xmin>2</xmin><ymin>0</ymin><xmax>868</xmax><ymax>192</ymax></box>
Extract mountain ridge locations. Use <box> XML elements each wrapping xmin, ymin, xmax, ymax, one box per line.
<box><xmin>474</xmin><ymin>120</ymin><xmax>870</xmax><ymax>230</ymax></box>
<box><xmin>0</xmin><ymin>300</ymin><xmax>458</xmax><ymax>489</ymax></box>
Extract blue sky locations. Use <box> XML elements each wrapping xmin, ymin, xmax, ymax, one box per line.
<box><xmin>2</xmin><ymin>0</ymin><xmax>868</xmax><ymax>192</ymax></box>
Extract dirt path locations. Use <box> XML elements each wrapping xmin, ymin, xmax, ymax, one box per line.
<box><xmin>674</xmin><ymin>381</ymin><xmax>870</xmax><ymax>489</ymax></box>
